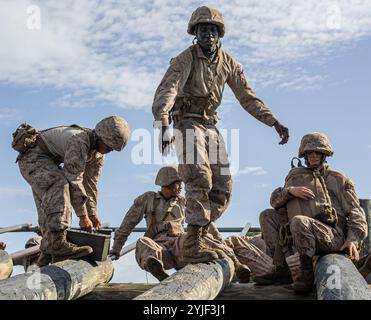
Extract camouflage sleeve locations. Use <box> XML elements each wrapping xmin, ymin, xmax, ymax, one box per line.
<box><xmin>227</xmin><ymin>59</ymin><xmax>277</xmax><ymax>127</ymax></box>
<box><xmin>340</xmin><ymin>179</ymin><xmax>368</xmax><ymax>244</ymax></box>
<box><xmin>152</xmin><ymin>51</ymin><xmax>193</xmax><ymax>128</ymax></box>
<box><xmin>270</xmin><ymin>187</ymin><xmax>294</xmax><ymax>209</ymax></box>
<box><xmin>112</xmin><ymin>192</ymin><xmax>151</xmax><ymax>251</ymax></box>
<box><xmin>63</xmin><ymin>132</ymin><xmax>91</xmax><ymax>217</ymax></box>
<box><xmin>83</xmin><ymin>151</ymin><xmax>104</xmax><ymax>217</ymax></box>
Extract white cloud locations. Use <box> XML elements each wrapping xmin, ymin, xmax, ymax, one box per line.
<box><xmin>134</xmin><ymin>171</ymin><xmax>158</xmax><ymax>184</ymax></box>
<box><xmin>255</xmin><ymin>183</ymin><xmax>270</xmax><ymax>189</ymax></box>
<box><xmin>234</xmin><ymin>166</ymin><xmax>268</xmax><ymax>177</ymax></box>
<box><xmin>0</xmin><ymin>0</ymin><xmax>370</xmax><ymax>109</ymax></box>
<box><xmin>0</xmin><ymin>187</ymin><xmax>30</xmax><ymax>198</ymax></box>
<box><xmin>0</xmin><ymin>108</ymin><xmax>23</xmax><ymax>119</ymax></box>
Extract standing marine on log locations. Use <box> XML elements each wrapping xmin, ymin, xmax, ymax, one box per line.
<box><xmin>152</xmin><ymin>6</ymin><xmax>290</xmax><ymax>264</ymax></box>
<box><xmin>255</xmin><ymin>132</ymin><xmax>369</xmax><ymax>293</ymax></box>
<box><xmin>12</xmin><ymin>116</ymin><xmax>131</xmax><ymax>267</ymax></box>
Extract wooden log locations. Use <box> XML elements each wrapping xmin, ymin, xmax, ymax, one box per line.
<box><xmin>10</xmin><ymin>246</ymin><xmax>41</xmax><ymax>266</ymax></box>
<box><xmin>0</xmin><ymin>223</ymin><xmax>32</xmax><ymax>234</ymax></box>
<box><xmin>216</xmin><ymin>283</ymin><xmax>316</xmax><ymax>300</ymax></box>
<box><xmin>135</xmin><ymin>258</ymin><xmax>234</xmax><ymax>300</ymax></box>
<box><xmin>360</xmin><ymin>199</ymin><xmax>371</xmax><ymax>255</ymax></box>
<box><xmin>0</xmin><ymin>258</ymin><xmax>113</xmax><ymax>300</ymax></box>
<box><xmin>314</xmin><ymin>253</ymin><xmax>371</xmax><ymax>300</ymax></box>
<box><xmin>81</xmin><ymin>283</ymin><xmax>155</xmax><ymax>300</ymax></box>
<box><xmin>82</xmin><ymin>282</ymin><xmax>316</xmax><ymax>300</ymax></box>
<box><xmin>0</xmin><ymin>250</ymin><xmax>13</xmax><ymax>280</ymax></box>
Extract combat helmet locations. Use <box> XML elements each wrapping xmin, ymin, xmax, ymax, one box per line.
<box><xmin>187</xmin><ymin>6</ymin><xmax>225</xmax><ymax>37</ymax></box>
<box><xmin>95</xmin><ymin>116</ymin><xmax>131</xmax><ymax>151</ymax></box>
<box><xmin>298</xmin><ymin>132</ymin><xmax>334</xmax><ymax>158</ymax></box>
<box><xmin>155</xmin><ymin>166</ymin><xmax>181</xmax><ymax>187</ymax></box>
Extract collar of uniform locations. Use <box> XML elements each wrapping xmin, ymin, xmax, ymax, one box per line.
<box><xmin>156</xmin><ymin>191</ymin><xmax>178</xmax><ymax>202</ymax></box>
<box><xmin>194</xmin><ymin>44</ymin><xmax>223</xmax><ymax>74</ymax></box>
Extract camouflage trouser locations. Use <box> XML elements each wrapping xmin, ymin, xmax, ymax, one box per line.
<box><xmin>136</xmin><ymin>233</ymin><xmax>237</xmax><ymax>272</ymax></box>
<box><xmin>135</xmin><ymin>237</ymin><xmax>186</xmax><ymax>272</ymax></box>
<box><xmin>259</xmin><ymin>208</ymin><xmax>289</xmax><ymax>258</ymax></box>
<box><xmin>290</xmin><ymin>215</ymin><xmax>345</xmax><ymax>258</ymax></box>
<box><xmin>18</xmin><ymin>146</ymin><xmax>72</xmax><ymax>254</ymax></box>
<box><xmin>174</xmin><ymin>118</ymin><xmax>232</xmax><ymax>226</ymax></box>
<box><xmin>225</xmin><ymin>236</ymin><xmax>273</xmax><ymax>277</ymax></box>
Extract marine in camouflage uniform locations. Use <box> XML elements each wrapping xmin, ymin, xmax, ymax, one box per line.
<box><xmin>152</xmin><ymin>6</ymin><xmax>289</xmax><ymax>263</ymax></box>
<box><xmin>16</xmin><ymin>116</ymin><xmax>130</xmax><ymax>266</ymax></box>
<box><xmin>255</xmin><ymin>133</ymin><xmax>368</xmax><ymax>293</ymax></box>
<box><xmin>110</xmin><ymin>166</ymin><xmax>188</xmax><ymax>281</ymax></box>
<box><xmin>110</xmin><ymin>166</ymin><xmax>252</xmax><ymax>282</ymax></box>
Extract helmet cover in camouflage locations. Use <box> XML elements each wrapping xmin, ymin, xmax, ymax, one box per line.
<box><xmin>95</xmin><ymin>116</ymin><xmax>131</xmax><ymax>151</ymax></box>
<box><xmin>25</xmin><ymin>236</ymin><xmax>42</xmax><ymax>249</ymax></box>
<box><xmin>155</xmin><ymin>166</ymin><xmax>181</xmax><ymax>187</ymax></box>
<box><xmin>299</xmin><ymin>132</ymin><xmax>334</xmax><ymax>158</ymax></box>
<box><xmin>187</xmin><ymin>6</ymin><xmax>225</xmax><ymax>38</ymax></box>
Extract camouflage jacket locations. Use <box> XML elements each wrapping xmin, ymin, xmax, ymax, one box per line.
<box><xmin>152</xmin><ymin>44</ymin><xmax>277</xmax><ymax>127</ymax></box>
<box><xmin>41</xmin><ymin>126</ymin><xmax>104</xmax><ymax>217</ymax></box>
<box><xmin>112</xmin><ymin>192</ymin><xmax>185</xmax><ymax>251</ymax></box>
<box><xmin>270</xmin><ymin>165</ymin><xmax>368</xmax><ymax>245</ymax></box>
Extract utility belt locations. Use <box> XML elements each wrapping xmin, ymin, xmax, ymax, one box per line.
<box><xmin>172</xmin><ymin>96</ymin><xmax>219</xmax><ymax>126</ymax></box>
<box><xmin>36</xmin><ymin>136</ymin><xmax>63</xmax><ymax>165</ymax></box>
<box><xmin>144</xmin><ymin>221</ymin><xmax>185</xmax><ymax>239</ymax></box>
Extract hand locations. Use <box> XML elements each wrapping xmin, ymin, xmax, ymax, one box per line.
<box><xmin>340</xmin><ymin>241</ymin><xmax>360</xmax><ymax>261</ymax></box>
<box><xmin>109</xmin><ymin>249</ymin><xmax>121</xmax><ymax>260</ymax></box>
<box><xmin>159</xmin><ymin>126</ymin><xmax>175</xmax><ymax>156</ymax></box>
<box><xmin>288</xmin><ymin>187</ymin><xmax>316</xmax><ymax>200</ymax></box>
<box><xmin>89</xmin><ymin>215</ymin><xmax>102</xmax><ymax>230</ymax></box>
<box><xmin>79</xmin><ymin>215</ymin><xmax>93</xmax><ymax>233</ymax></box>
<box><xmin>0</xmin><ymin>242</ymin><xmax>6</xmax><ymax>250</ymax></box>
<box><xmin>274</xmin><ymin>121</ymin><xmax>289</xmax><ymax>145</ymax></box>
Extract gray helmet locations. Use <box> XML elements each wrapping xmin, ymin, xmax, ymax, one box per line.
<box><xmin>187</xmin><ymin>6</ymin><xmax>225</xmax><ymax>38</ymax></box>
<box><xmin>299</xmin><ymin>132</ymin><xmax>334</xmax><ymax>158</ymax></box>
<box><xmin>155</xmin><ymin>166</ymin><xmax>181</xmax><ymax>187</ymax></box>
<box><xmin>25</xmin><ymin>236</ymin><xmax>42</xmax><ymax>249</ymax></box>
<box><xmin>95</xmin><ymin>116</ymin><xmax>131</xmax><ymax>151</ymax></box>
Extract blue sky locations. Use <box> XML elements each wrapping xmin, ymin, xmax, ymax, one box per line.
<box><xmin>1</xmin><ymin>0</ymin><xmax>371</xmax><ymax>283</ymax></box>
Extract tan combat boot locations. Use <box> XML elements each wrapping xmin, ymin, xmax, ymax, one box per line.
<box><xmin>233</xmin><ymin>257</ymin><xmax>251</xmax><ymax>283</ymax></box>
<box><xmin>36</xmin><ymin>252</ymin><xmax>52</xmax><ymax>268</ymax></box>
<box><xmin>146</xmin><ymin>257</ymin><xmax>170</xmax><ymax>282</ymax></box>
<box><xmin>49</xmin><ymin>231</ymin><xmax>93</xmax><ymax>263</ymax></box>
<box><xmin>254</xmin><ymin>264</ymin><xmax>293</xmax><ymax>285</ymax></box>
<box><xmin>292</xmin><ymin>255</ymin><xmax>314</xmax><ymax>294</ymax></box>
<box><xmin>183</xmin><ymin>225</ymin><xmax>219</xmax><ymax>263</ymax></box>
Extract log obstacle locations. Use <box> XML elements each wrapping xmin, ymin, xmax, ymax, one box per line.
<box><xmin>314</xmin><ymin>254</ymin><xmax>371</xmax><ymax>300</ymax></box>
<box><xmin>360</xmin><ymin>199</ymin><xmax>371</xmax><ymax>256</ymax></box>
<box><xmin>135</xmin><ymin>258</ymin><xmax>234</xmax><ymax>300</ymax></box>
<box><xmin>0</xmin><ymin>258</ymin><xmax>113</xmax><ymax>300</ymax></box>
<box><xmin>0</xmin><ymin>250</ymin><xmax>13</xmax><ymax>280</ymax></box>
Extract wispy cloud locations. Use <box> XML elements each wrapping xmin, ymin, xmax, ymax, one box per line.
<box><xmin>255</xmin><ymin>183</ymin><xmax>270</xmax><ymax>189</ymax></box>
<box><xmin>234</xmin><ymin>166</ymin><xmax>268</xmax><ymax>177</ymax></box>
<box><xmin>0</xmin><ymin>0</ymin><xmax>370</xmax><ymax>109</ymax></box>
<box><xmin>134</xmin><ymin>171</ymin><xmax>158</xmax><ymax>184</ymax></box>
<box><xmin>0</xmin><ymin>187</ymin><xmax>30</xmax><ymax>198</ymax></box>
<box><xmin>0</xmin><ymin>108</ymin><xmax>22</xmax><ymax>119</ymax></box>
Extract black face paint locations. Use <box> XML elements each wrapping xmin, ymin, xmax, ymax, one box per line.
<box><xmin>195</xmin><ymin>23</ymin><xmax>220</xmax><ymax>54</ymax></box>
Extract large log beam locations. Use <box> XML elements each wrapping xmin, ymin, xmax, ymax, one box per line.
<box><xmin>135</xmin><ymin>258</ymin><xmax>234</xmax><ymax>300</ymax></box>
<box><xmin>0</xmin><ymin>251</ymin><xmax>13</xmax><ymax>280</ymax></box>
<box><xmin>314</xmin><ymin>254</ymin><xmax>371</xmax><ymax>300</ymax></box>
<box><xmin>0</xmin><ymin>258</ymin><xmax>113</xmax><ymax>300</ymax></box>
